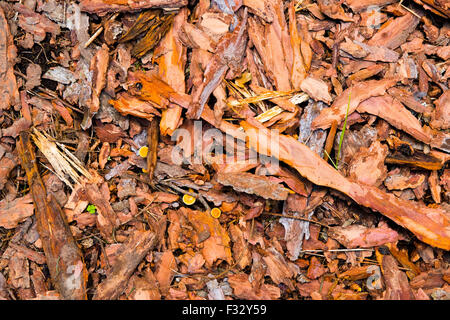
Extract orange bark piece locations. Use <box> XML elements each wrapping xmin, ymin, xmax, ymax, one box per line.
<box><xmin>306</xmin><ymin>256</ymin><xmax>326</xmax><ymax>280</ymax></box>
<box><xmin>368</xmin><ymin>13</ymin><xmax>420</xmax><ymax>49</ymax></box>
<box><xmin>311</xmin><ymin>79</ymin><xmax>397</xmax><ymax>130</ymax></box>
<box><xmin>228</xmin><ymin>273</ymin><xmax>281</xmax><ymax>300</ymax></box>
<box><xmin>155</xmin><ymin>250</ymin><xmax>177</xmax><ymax>295</ymax></box>
<box><xmin>182</xmin><ymin>207</ymin><xmax>233</xmax><ymax>267</ymax></box>
<box><xmin>0</xmin><ymin>194</ymin><xmax>34</xmax><ymax>229</ymax></box>
<box><xmin>155</xmin><ymin>8</ymin><xmax>187</xmax><ymax>135</ymax></box>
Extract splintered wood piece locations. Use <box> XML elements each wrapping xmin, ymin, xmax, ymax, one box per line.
<box><xmin>93</xmin><ymin>230</ymin><xmax>156</xmax><ymax>300</ymax></box>
<box><xmin>240</xmin><ymin>119</ymin><xmax>450</xmax><ymax>250</ymax></box>
<box><xmin>119</xmin><ymin>10</ymin><xmax>163</xmax><ymax>43</ymax></box>
<box><xmin>288</xmin><ymin>1</ymin><xmax>307</xmax><ymax>89</ymax></box>
<box><xmin>357</xmin><ymin>95</ymin><xmax>433</xmax><ymax>144</ymax></box>
<box><xmin>147</xmin><ymin>118</ymin><xmax>159</xmax><ymax>183</ymax></box>
<box><xmin>17</xmin><ymin>132</ymin><xmax>88</xmax><ymax>300</ymax></box>
<box><xmin>131</xmin><ymin>13</ymin><xmax>175</xmax><ymax>58</ymax></box>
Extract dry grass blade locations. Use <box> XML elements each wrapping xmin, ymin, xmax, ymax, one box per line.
<box><xmin>226</xmin><ymin>80</ymin><xmax>267</xmax><ymax>112</ymax></box>
<box><xmin>31</xmin><ymin>128</ymin><xmax>93</xmax><ymax>189</ymax></box>
<box><xmin>254</xmin><ymin>106</ymin><xmax>284</xmax><ymax>123</ymax></box>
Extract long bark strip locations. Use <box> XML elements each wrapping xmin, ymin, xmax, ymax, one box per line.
<box><xmin>80</xmin><ymin>0</ymin><xmax>188</xmax><ymax>15</ymax></box>
<box><xmin>147</xmin><ymin>118</ymin><xmax>159</xmax><ymax>184</ymax></box>
<box><xmin>17</xmin><ymin>132</ymin><xmax>88</xmax><ymax>300</ymax></box>
<box><xmin>93</xmin><ymin>230</ymin><xmax>156</xmax><ymax>300</ymax></box>
<box><xmin>240</xmin><ymin>119</ymin><xmax>450</xmax><ymax>251</ymax></box>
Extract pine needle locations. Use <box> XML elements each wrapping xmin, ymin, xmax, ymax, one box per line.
<box><xmin>336</xmin><ymin>93</ymin><xmax>351</xmax><ymax>168</ymax></box>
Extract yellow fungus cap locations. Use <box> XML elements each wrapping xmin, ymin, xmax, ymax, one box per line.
<box><xmin>210</xmin><ymin>207</ymin><xmax>221</xmax><ymax>219</ymax></box>
<box><xmin>182</xmin><ymin>194</ymin><xmax>196</xmax><ymax>205</ymax></box>
<box><xmin>138</xmin><ymin>146</ymin><xmax>149</xmax><ymax>158</ymax></box>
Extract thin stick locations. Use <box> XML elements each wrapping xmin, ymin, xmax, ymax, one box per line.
<box><xmin>84</xmin><ymin>26</ymin><xmax>104</xmax><ymax>48</ymax></box>
<box><xmin>159</xmin><ymin>181</ymin><xmax>211</xmax><ymax>211</ymax></box>
<box><xmin>84</xmin><ymin>13</ymin><xmax>119</xmax><ymax>48</ymax></box>
<box><xmin>300</xmin><ymin>248</ymin><xmax>374</xmax><ymax>253</ymax></box>
<box><xmin>261</xmin><ymin>212</ymin><xmax>329</xmax><ymax>228</ymax></box>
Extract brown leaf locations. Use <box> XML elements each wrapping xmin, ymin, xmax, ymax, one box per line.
<box><xmin>155</xmin><ymin>250</ymin><xmax>177</xmax><ymax>295</ymax></box>
<box><xmin>25</xmin><ymin>64</ymin><xmax>42</xmax><ymax>90</ymax></box>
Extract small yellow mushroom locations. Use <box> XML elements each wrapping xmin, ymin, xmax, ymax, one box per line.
<box><xmin>138</xmin><ymin>146</ymin><xmax>149</xmax><ymax>158</ymax></box>
<box><xmin>210</xmin><ymin>207</ymin><xmax>221</xmax><ymax>219</ymax></box>
<box><xmin>182</xmin><ymin>194</ymin><xmax>196</xmax><ymax>205</ymax></box>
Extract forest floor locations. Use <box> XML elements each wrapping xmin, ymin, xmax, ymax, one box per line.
<box><xmin>0</xmin><ymin>0</ymin><xmax>449</xmax><ymax>300</ymax></box>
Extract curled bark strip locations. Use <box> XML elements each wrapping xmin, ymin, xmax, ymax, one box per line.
<box><xmin>240</xmin><ymin>119</ymin><xmax>450</xmax><ymax>251</ymax></box>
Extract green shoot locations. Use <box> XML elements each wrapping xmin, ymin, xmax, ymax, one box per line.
<box><xmin>335</xmin><ymin>93</ymin><xmax>351</xmax><ymax>168</ymax></box>
<box><xmin>323</xmin><ymin>149</ymin><xmax>338</xmax><ymax>170</ymax></box>
<box><xmin>87</xmin><ymin>204</ymin><xmax>97</xmax><ymax>214</ymax></box>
